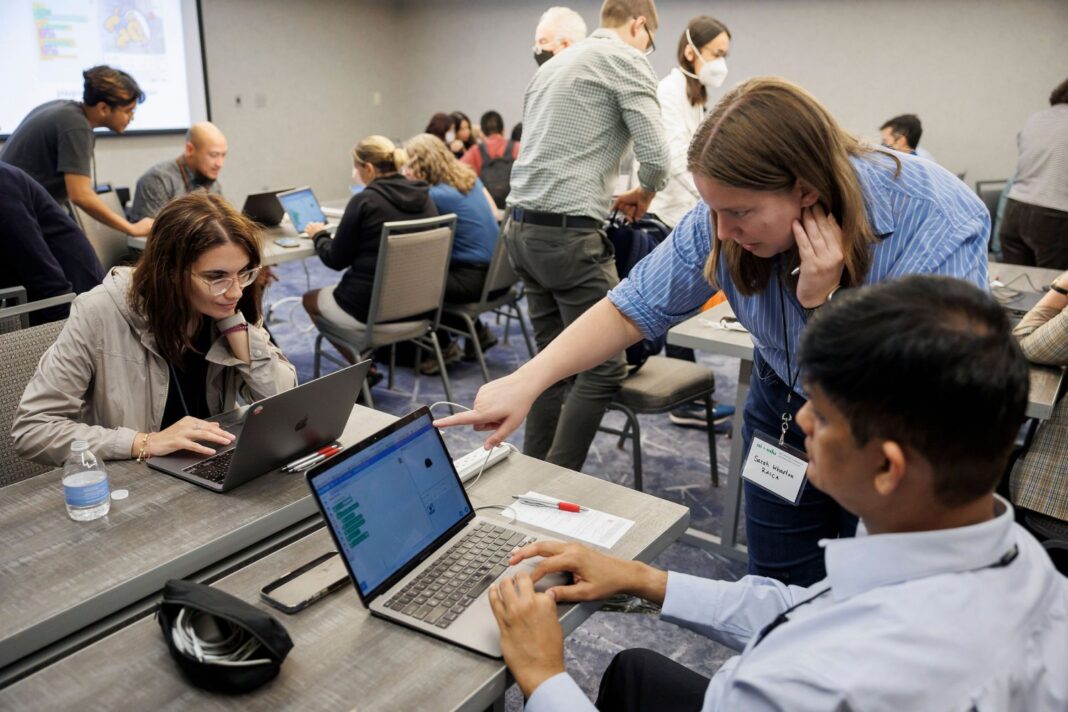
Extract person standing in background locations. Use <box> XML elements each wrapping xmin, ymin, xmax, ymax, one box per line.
<box><xmin>880</xmin><ymin>114</ymin><xmax>936</xmax><ymax>162</ymax></box>
<box><xmin>0</xmin><ymin>65</ymin><xmax>153</xmax><ymax>237</ymax></box>
<box><xmin>503</xmin><ymin>0</ymin><xmax>668</xmax><ymax>471</ymax></box>
<box><xmin>130</xmin><ymin>122</ymin><xmax>228</xmax><ymax>221</ymax></box>
<box><xmin>999</xmin><ymin>77</ymin><xmax>1068</xmax><ymax>269</ymax></box>
<box><xmin>533</xmin><ymin>6</ymin><xmax>588</xmax><ymax>66</ymax></box>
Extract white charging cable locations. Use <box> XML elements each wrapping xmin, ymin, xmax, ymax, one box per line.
<box><xmin>429</xmin><ymin>401</ymin><xmax>518</xmax><ymax>489</ymax></box>
<box><xmin>172</xmin><ymin>608</ymin><xmax>271</xmax><ymax>667</ymax></box>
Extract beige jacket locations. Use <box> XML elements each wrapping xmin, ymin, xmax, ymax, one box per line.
<box><xmin>13</xmin><ymin>267</ymin><xmax>297</xmax><ymax>466</ymax></box>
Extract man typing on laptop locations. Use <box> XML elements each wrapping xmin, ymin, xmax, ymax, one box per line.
<box><xmin>488</xmin><ymin>275</ymin><xmax>1068</xmax><ymax>711</ymax></box>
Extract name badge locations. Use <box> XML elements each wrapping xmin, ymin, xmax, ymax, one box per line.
<box><xmin>741</xmin><ymin>431</ymin><xmax>809</xmax><ymax>504</ymax></box>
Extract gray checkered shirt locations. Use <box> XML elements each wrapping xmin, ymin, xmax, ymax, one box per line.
<box><xmin>507</xmin><ymin>28</ymin><xmax>669</xmax><ymax>221</ymax></box>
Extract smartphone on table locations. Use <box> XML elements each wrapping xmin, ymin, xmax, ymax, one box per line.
<box><xmin>260</xmin><ymin>551</ymin><xmax>350</xmax><ymax>614</ymax></box>
<box><xmin>274</xmin><ymin>237</ymin><xmax>301</xmax><ymax>248</ymax></box>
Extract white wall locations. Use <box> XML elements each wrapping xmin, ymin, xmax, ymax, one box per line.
<box><xmin>8</xmin><ymin>0</ymin><xmax>1067</xmax><ymax>201</ymax></box>
<box><xmin>394</xmin><ymin>0</ymin><xmax>1068</xmax><ymax>184</ymax></box>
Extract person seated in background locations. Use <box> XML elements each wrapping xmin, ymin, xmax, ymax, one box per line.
<box><xmin>1009</xmin><ymin>267</ymin><xmax>1068</xmax><ymax>537</ymax></box>
<box><xmin>486</xmin><ymin>275</ymin><xmax>1068</xmax><ymax>711</ymax></box>
<box><xmin>0</xmin><ymin>162</ymin><xmax>104</xmax><ymax>324</ymax></box>
<box><xmin>301</xmin><ymin>136</ymin><xmax>437</xmax><ymax>379</ymax></box>
<box><xmin>511</xmin><ymin>122</ymin><xmax>523</xmax><ymax>143</ymax></box>
<box><xmin>426</xmin><ymin>112</ymin><xmax>456</xmax><ymax>146</ymax></box>
<box><xmin>130</xmin><ymin>122</ymin><xmax>228</xmax><ymax>221</ymax></box>
<box><xmin>533</xmin><ymin>6</ymin><xmax>588</xmax><ymax>66</ymax></box>
<box><xmin>879</xmin><ymin>113</ymin><xmax>935</xmax><ymax>161</ymax></box>
<box><xmin>404</xmin><ymin>133</ymin><xmax>502</xmax><ymax>373</ymax></box>
<box><xmin>0</xmin><ymin>65</ymin><xmax>154</xmax><ymax>237</ymax></box>
<box><xmin>13</xmin><ymin>193</ymin><xmax>296</xmax><ymax>467</ymax></box>
<box><xmin>449</xmin><ymin>111</ymin><xmax>476</xmax><ymax>159</ymax></box>
<box><xmin>462</xmin><ymin>110</ymin><xmax>520</xmax><ymax>209</ymax></box>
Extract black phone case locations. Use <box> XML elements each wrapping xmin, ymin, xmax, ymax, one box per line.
<box><xmin>259</xmin><ymin>551</ymin><xmax>348</xmax><ymax>614</ymax></box>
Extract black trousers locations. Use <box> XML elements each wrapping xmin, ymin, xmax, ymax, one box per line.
<box><xmin>595</xmin><ymin>649</ymin><xmax>710</xmax><ymax>712</ymax></box>
<box><xmin>999</xmin><ymin>198</ymin><xmax>1068</xmax><ymax>269</ymax></box>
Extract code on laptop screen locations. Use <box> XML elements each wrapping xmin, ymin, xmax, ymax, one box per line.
<box><xmin>312</xmin><ymin>415</ymin><xmax>471</xmax><ymax>595</ymax></box>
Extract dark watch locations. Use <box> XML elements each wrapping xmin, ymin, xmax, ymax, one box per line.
<box><xmin>1051</xmin><ymin>281</ymin><xmax>1068</xmax><ymax>297</ymax></box>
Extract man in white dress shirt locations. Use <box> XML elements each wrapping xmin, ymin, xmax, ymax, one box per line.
<box><xmin>488</xmin><ymin>274</ymin><xmax>1068</xmax><ymax>711</ymax></box>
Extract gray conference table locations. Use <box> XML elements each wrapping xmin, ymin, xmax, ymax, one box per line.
<box><xmin>667</xmin><ymin>261</ymin><xmax>1067</xmax><ymax>559</ymax></box>
<box><xmin>1</xmin><ymin>452</ymin><xmax>689</xmax><ymax>710</ymax></box>
<box><xmin>0</xmin><ymin>406</ymin><xmax>395</xmax><ymax>684</ymax></box>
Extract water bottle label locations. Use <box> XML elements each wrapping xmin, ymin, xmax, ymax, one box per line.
<box><xmin>64</xmin><ymin>479</ymin><xmax>110</xmax><ymax>507</ymax></box>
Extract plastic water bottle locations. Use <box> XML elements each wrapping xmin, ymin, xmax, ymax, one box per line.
<box><xmin>63</xmin><ymin>441</ymin><xmax>110</xmax><ymax>521</ymax></box>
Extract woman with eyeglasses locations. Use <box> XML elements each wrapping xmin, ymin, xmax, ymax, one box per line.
<box><xmin>13</xmin><ymin>192</ymin><xmax>297</xmax><ymax>466</ymax></box>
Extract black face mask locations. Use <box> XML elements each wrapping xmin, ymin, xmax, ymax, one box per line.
<box><xmin>534</xmin><ymin>48</ymin><xmax>553</xmax><ymax>67</ymax></box>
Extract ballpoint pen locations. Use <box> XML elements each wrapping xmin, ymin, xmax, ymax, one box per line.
<box><xmin>511</xmin><ymin>495</ymin><xmax>588</xmax><ymax>513</ymax></box>
<box><xmin>283</xmin><ymin>442</ymin><xmax>341</xmax><ymax>472</ymax></box>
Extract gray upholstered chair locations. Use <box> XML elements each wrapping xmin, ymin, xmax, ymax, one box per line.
<box><xmin>440</xmin><ymin>232</ymin><xmax>535</xmax><ymax>382</ymax></box>
<box><xmin>598</xmin><ymin>356</ymin><xmax>719</xmax><ymax>492</ymax></box>
<box><xmin>1</xmin><ymin>319</ymin><xmax>68</xmax><ymax>486</ymax></box>
<box><xmin>0</xmin><ymin>288</ymin><xmax>76</xmax><ymax>334</ymax></box>
<box><xmin>312</xmin><ymin>214</ymin><xmax>457</xmax><ymax>407</ymax></box>
<box><xmin>72</xmin><ymin>191</ymin><xmax>133</xmax><ymax>270</ymax></box>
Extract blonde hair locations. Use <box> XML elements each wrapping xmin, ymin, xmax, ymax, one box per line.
<box><xmin>352</xmin><ymin>135</ymin><xmax>406</xmax><ymax>174</ymax></box>
<box><xmin>403</xmin><ymin>133</ymin><xmax>477</xmax><ymax>194</ymax></box>
<box><xmin>600</xmin><ymin>0</ymin><xmax>658</xmax><ymax>32</ymax></box>
<box><xmin>688</xmin><ymin>77</ymin><xmax>900</xmax><ymax>295</ymax></box>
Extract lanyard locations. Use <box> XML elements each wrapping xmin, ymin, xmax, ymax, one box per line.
<box><xmin>776</xmin><ymin>264</ymin><xmax>802</xmax><ymax>446</ymax></box>
<box><xmin>751</xmin><ymin>542</ymin><xmax>1019</xmax><ymax>650</ymax></box>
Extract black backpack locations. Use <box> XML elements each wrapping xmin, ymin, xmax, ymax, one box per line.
<box><xmin>605</xmin><ymin>211</ymin><xmax>672</xmax><ymax>373</ymax></box>
<box><xmin>479</xmin><ymin>140</ymin><xmax>516</xmax><ymax>209</ymax></box>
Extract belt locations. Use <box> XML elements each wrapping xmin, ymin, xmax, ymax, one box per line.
<box><xmin>510</xmin><ymin>207</ymin><xmax>601</xmax><ymax>230</ymax></box>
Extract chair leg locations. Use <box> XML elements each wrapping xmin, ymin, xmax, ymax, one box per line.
<box><xmin>616</xmin><ymin>418</ymin><xmax>632</xmax><ymax>449</ymax></box>
<box><xmin>362</xmin><ymin>379</ymin><xmax>375</xmax><ymax>408</ymax></box>
<box><xmin>628</xmin><ymin>410</ymin><xmax>643</xmax><ymax>492</ymax></box>
<box><xmin>429</xmin><ymin>332</ymin><xmax>455</xmax><ymax>412</ymax></box>
<box><xmin>314</xmin><ymin>334</ymin><xmax>324</xmax><ymax>378</ymax></box>
<box><xmin>704</xmin><ymin>394</ymin><xmax>720</xmax><ymax>487</ymax></box>
<box><xmin>388</xmin><ymin>344</ymin><xmax>396</xmax><ymax>391</ymax></box>
<box><xmin>462</xmin><ymin>313</ymin><xmax>490</xmax><ymax>383</ymax></box>
<box><xmin>514</xmin><ymin>302</ymin><xmax>536</xmax><ymax>357</ymax></box>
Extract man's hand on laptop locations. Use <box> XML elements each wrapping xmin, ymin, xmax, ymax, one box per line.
<box><xmin>144</xmin><ymin>416</ymin><xmax>236</xmax><ymax>458</ymax></box>
<box><xmin>508</xmin><ymin>540</ymin><xmax>669</xmax><ymax>606</ymax></box>
<box><xmin>488</xmin><ymin>572</ymin><xmax>565</xmax><ymax>698</ymax></box>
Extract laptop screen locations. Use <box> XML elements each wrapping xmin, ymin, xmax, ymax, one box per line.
<box><xmin>310</xmin><ymin>412</ymin><xmax>472</xmax><ymax>598</ymax></box>
<box><xmin>277</xmin><ymin>187</ymin><xmax>326</xmax><ymax>232</ymax></box>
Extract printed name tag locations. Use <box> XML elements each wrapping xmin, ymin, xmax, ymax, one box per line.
<box><xmin>741</xmin><ymin>431</ymin><xmax>809</xmax><ymax>504</ymax></box>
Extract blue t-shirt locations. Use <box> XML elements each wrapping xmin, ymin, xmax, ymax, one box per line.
<box><xmin>428</xmin><ymin>179</ymin><xmax>498</xmax><ymax>264</ymax></box>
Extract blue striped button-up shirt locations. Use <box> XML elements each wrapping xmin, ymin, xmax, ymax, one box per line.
<box><xmin>608</xmin><ymin>151</ymin><xmax>990</xmax><ymax>393</ymax></box>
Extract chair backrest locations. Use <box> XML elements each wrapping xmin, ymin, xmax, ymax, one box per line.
<box><xmin>0</xmin><ymin>290</ymin><xmax>75</xmax><ymax>334</ymax></box>
<box><xmin>366</xmin><ymin>215</ymin><xmax>456</xmax><ymax>328</ymax></box>
<box><xmin>479</xmin><ymin>228</ymin><xmax>522</xmax><ymax>304</ymax></box>
<box><xmin>0</xmin><ymin>319</ymin><xmax>68</xmax><ymax>486</ymax></box>
<box><xmin>73</xmin><ymin>191</ymin><xmax>130</xmax><ymax>270</ymax></box>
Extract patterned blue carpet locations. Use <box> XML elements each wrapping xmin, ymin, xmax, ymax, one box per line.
<box><xmin>265</xmin><ymin>258</ymin><xmax>748</xmax><ymax>705</ymax></box>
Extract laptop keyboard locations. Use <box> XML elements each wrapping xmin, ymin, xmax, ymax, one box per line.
<box><xmin>383</xmin><ymin>522</ymin><xmax>535</xmax><ymax>629</ymax></box>
<box><xmin>183</xmin><ymin>449</ymin><xmax>235</xmax><ymax>483</ymax></box>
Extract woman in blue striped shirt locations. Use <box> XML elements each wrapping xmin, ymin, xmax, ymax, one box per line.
<box><xmin>437</xmin><ymin>77</ymin><xmax>989</xmax><ymax>586</ymax></box>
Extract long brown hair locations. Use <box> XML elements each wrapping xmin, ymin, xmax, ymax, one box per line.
<box><xmin>688</xmin><ymin>77</ymin><xmax>898</xmax><ymax>295</ymax></box>
<box><xmin>676</xmin><ymin>17</ymin><xmax>730</xmax><ymax>107</ymax></box>
<box><xmin>129</xmin><ymin>192</ymin><xmax>263</xmax><ymax>365</ymax></box>
<box><xmin>404</xmin><ymin>133</ymin><xmax>477</xmax><ymax>194</ymax></box>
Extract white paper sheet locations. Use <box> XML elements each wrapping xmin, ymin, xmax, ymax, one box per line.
<box><xmin>504</xmin><ymin>491</ymin><xmax>634</xmax><ymax>549</ymax></box>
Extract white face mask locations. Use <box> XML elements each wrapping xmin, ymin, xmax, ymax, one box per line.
<box><xmin>680</xmin><ymin>30</ymin><xmax>728</xmax><ymax>89</ymax></box>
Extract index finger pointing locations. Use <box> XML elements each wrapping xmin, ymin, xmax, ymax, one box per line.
<box><xmin>434</xmin><ymin>410</ymin><xmax>491</xmax><ymax>428</ymax></box>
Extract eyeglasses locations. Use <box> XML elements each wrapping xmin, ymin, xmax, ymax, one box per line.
<box><xmin>640</xmin><ymin>20</ymin><xmax>656</xmax><ymax>56</ymax></box>
<box><xmin>193</xmin><ymin>268</ymin><xmax>260</xmax><ymax>296</ymax></box>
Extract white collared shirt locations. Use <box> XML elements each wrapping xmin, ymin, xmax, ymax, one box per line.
<box><xmin>528</xmin><ymin>496</ymin><xmax>1068</xmax><ymax>711</ymax></box>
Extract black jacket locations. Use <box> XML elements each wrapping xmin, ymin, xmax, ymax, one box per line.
<box><xmin>313</xmin><ymin>174</ymin><xmax>438</xmax><ymax>322</ymax></box>
<box><xmin>0</xmin><ymin>162</ymin><xmax>104</xmax><ymax>324</ymax></box>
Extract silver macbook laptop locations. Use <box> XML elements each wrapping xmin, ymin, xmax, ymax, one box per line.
<box><xmin>307</xmin><ymin>407</ymin><xmax>567</xmax><ymax>658</ymax></box>
<box><xmin>148</xmin><ymin>361</ymin><xmax>371</xmax><ymax>492</ymax></box>
<box><xmin>277</xmin><ymin>186</ymin><xmax>337</xmax><ymax>236</ymax></box>
<box><xmin>999</xmin><ymin>289</ymin><xmax>1044</xmax><ymax>322</ymax></box>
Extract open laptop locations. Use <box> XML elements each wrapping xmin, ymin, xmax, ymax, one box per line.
<box><xmin>998</xmin><ymin>288</ymin><xmax>1044</xmax><ymax>323</ymax></box>
<box><xmin>242</xmin><ymin>189</ymin><xmax>292</xmax><ymax>227</ymax></box>
<box><xmin>307</xmin><ymin>407</ymin><xmax>568</xmax><ymax>657</ymax></box>
<box><xmin>277</xmin><ymin>186</ymin><xmax>337</xmax><ymax>235</ymax></box>
<box><xmin>148</xmin><ymin>361</ymin><xmax>371</xmax><ymax>492</ymax></box>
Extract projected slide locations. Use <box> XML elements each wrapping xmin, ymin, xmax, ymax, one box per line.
<box><xmin>2</xmin><ymin>1</ymin><xmax>207</xmax><ymax>135</ymax></box>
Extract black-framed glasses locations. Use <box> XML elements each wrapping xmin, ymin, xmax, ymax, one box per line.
<box><xmin>642</xmin><ymin>22</ymin><xmax>656</xmax><ymax>56</ymax></box>
<box><xmin>193</xmin><ymin>268</ymin><xmax>260</xmax><ymax>296</ymax></box>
